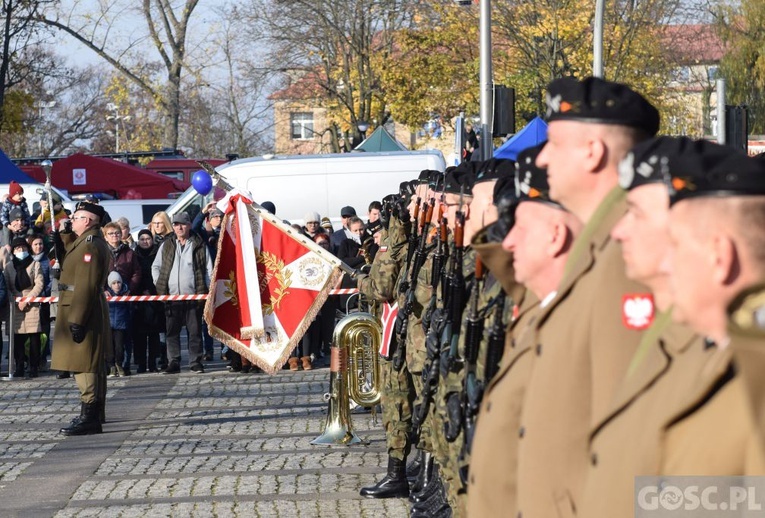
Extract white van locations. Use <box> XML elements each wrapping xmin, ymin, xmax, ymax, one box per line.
<box><xmin>156</xmin><ymin>150</ymin><xmax>446</xmax><ymax>229</ymax></box>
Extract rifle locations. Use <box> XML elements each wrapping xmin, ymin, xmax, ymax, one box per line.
<box><xmin>413</xmin><ymin>197</ymin><xmax>466</xmax><ymax>442</ymax></box>
<box><xmin>401</xmin><ymin>197</ymin><xmax>421</xmax><ymax>282</ymax></box>
<box><xmin>392</xmin><ymin>200</ymin><xmax>433</xmax><ymax>372</ymax></box>
<box><xmin>422</xmin><ymin>202</ymin><xmax>448</xmax><ymax>334</ymax></box>
<box><xmin>483</xmin><ymin>294</ymin><xmax>506</xmax><ymax>384</ymax></box>
<box><xmin>443</xmin><ymin>195</ymin><xmax>467</xmax><ymax>374</ymax></box>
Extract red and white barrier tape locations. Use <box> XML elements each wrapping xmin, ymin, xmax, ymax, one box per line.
<box><xmin>16</xmin><ymin>288</ymin><xmax>360</xmax><ymax>304</ymax></box>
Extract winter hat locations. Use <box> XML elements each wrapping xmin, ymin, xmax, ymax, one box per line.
<box><xmin>304</xmin><ymin>211</ymin><xmax>321</xmax><ymax>224</ymax></box>
<box><xmin>108</xmin><ymin>271</ymin><xmax>123</xmax><ymax>285</ymax></box>
<box><xmin>137</xmin><ymin>229</ymin><xmax>153</xmax><ymax>241</ymax></box>
<box><xmin>321</xmin><ymin>217</ymin><xmax>333</xmax><ymax>231</ymax></box>
<box><xmin>9</xmin><ymin>181</ymin><xmax>23</xmax><ymax>199</ymax></box>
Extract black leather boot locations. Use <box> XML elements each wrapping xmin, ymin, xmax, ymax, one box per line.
<box><xmin>359</xmin><ymin>456</ymin><xmax>410</xmax><ymax>499</ymax></box>
<box><xmin>60</xmin><ymin>402</ymin><xmax>103</xmax><ymax>436</ymax></box>
<box><xmin>408</xmin><ymin>452</ymin><xmax>434</xmax><ymax>503</ymax></box>
<box><xmin>406</xmin><ymin>449</ymin><xmax>423</xmax><ymax>484</ymax></box>
<box><xmin>411</xmin><ymin>472</ymin><xmax>452</xmax><ymax>518</ymax></box>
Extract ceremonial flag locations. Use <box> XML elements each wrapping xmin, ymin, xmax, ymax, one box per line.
<box><xmin>205</xmin><ymin>191</ymin><xmax>344</xmax><ymax>374</ymax></box>
<box><xmin>379</xmin><ymin>302</ymin><xmax>399</xmax><ymax>357</ymax></box>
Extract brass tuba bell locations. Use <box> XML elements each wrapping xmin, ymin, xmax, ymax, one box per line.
<box><xmin>311</xmin><ymin>312</ymin><xmax>383</xmax><ymax>445</ymax></box>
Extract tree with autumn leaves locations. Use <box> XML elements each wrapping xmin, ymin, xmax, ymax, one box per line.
<box><xmin>714</xmin><ymin>0</ymin><xmax>765</xmax><ymax>134</ymax></box>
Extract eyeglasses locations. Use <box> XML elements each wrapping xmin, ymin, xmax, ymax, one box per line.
<box><xmin>106</xmin><ymin>231</ymin><xmax>121</xmax><ymax>236</ymax></box>
<box><xmin>172</xmin><ymin>222</ymin><xmax>188</xmax><ymax>227</ymax></box>
<box><xmin>306</xmin><ymin>221</ymin><xmax>319</xmax><ymax>225</ymax></box>
<box><xmin>152</xmin><ymin>221</ymin><xmax>164</xmax><ymax>226</ymax></box>
<box><xmin>72</xmin><ymin>215</ymin><xmax>90</xmax><ymax>221</ymax></box>
<box><xmin>210</xmin><ymin>214</ymin><xmax>222</xmax><ymax>219</ymax></box>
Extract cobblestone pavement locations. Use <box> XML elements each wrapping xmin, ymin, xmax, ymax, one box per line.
<box><xmin>0</xmin><ymin>356</ymin><xmax>409</xmax><ymax>518</ymax></box>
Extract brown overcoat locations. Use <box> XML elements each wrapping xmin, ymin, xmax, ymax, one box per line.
<box><xmin>50</xmin><ymin>227</ymin><xmax>111</xmax><ymax>373</ymax></box>
<box><xmin>514</xmin><ymin>189</ymin><xmax>649</xmax><ymax>518</ymax></box>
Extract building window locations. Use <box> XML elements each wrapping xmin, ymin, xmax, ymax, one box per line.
<box><xmin>291</xmin><ymin>112</ymin><xmax>314</xmax><ymax>140</ymax></box>
<box><xmin>708</xmin><ymin>66</ymin><xmax>719</xmax><ymax>81</ymax></box>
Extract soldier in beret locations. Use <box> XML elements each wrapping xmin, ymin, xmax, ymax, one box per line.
<box><xmin>514</xmin><ymin>77</ymin><xmax>658</xmax><ymax>517</ymax></box>
<box><xmin>658</xmin><ymin>139</ymin><xmax>765</xmax><ymax>472</ymax></box>
<box><xmin>52</xmin><ymin>202</ymin><xmax>111</xmax><ymax>436</ymax></box>
<box><xmin>432</xmin><ymin>158</ymin><xmax>515</xmax><ymax>516</ymax></box>
<box><xmin>468</xmin><ymin>144</ymin><xmax>582</xmax><ymax>518</ymax></box>
<box><xmin>402</xmin><ymin>169</ymin><xmax>444</xmax><ymax>507</ymax></box>
<box><xmin>577</xmin><ymin>137</ymin><xmax>765</xmax><ymax>517</ymax></box>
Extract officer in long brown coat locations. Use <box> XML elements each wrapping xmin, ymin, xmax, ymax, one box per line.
<box><xmin>513</xmin><ymin>77</ymin><xmax>659</xmax><ymax>518</ymax></box>
<box><xmin>51</xmin><ymin>202</ymin><xmax>111</xmax><ymax>436</ymax></box>
<box><xmin>467</xmin><ymin>144</ymin><xmax>582</xmax><ymax>517</ymax></box>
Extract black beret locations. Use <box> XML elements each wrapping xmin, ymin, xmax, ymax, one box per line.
<box><xmin>443</xmin><ymin>162</ymin><xmax>475</xmax><ymax>195</ymax></box>
<box><xmin>619</xmin><ymin>136</ymin><xmax>694</xmax><ymax>191</ymax></box>
<box><xmin>75</xmin><ymin>201</ymin><xmax>106</xmax><ymax>221</ymax></box>
<box><xmin>545</xmin><ymin>76</ymin><xmax>660</xmax><ymax>136</ymax></box>
<box><xmin>428</xmin><ymin>170</ymin><xmax>444</xmax><ymax>190</ymax></box>
<box><xmin>515</xmin><ymin>142</ymin><xmax>562</xmax><ymax>208</ymax></box>
<box><xmin>418</xmin><ymin>169</ymin><xmax>434</xmax><ymax>184</ymax></box>
<box><xmin>663</xmin><ymin>139</ymin><xmax>765</xmax><ymax>206</ymax></box>
<box><xmin>399</xmin><ymin>181</ymin><xmax>416</xmax><ymax>198</ymax></box>
<box><xmin>475</xmin><ymin>158</ymin><xmax>516</xmax><ymax>184</ymax></box>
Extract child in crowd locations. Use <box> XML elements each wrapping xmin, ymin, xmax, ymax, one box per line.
<box><xmin>1</xmin><ymin>181</ymin><xmax>32</xmax><ymax>245</ymax></box>
<box><xmin>106</xmin><ymin>271</ymin><xmax>131</xmax><ymax>377</ymax></box>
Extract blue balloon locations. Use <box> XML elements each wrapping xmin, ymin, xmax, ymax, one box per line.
<box><xmin>191</xmin><ymin>170</ymin><xmax>213</xmax><ymax>196</ymax></box>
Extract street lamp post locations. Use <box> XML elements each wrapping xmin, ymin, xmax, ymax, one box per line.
<box><xmin>36</xmin><ymin>100</ymin><xmax>56</xmax><ymax>155</ymax></box>
<box><xmin>106</xmin><ymin>103</ymin><xmax>131</xmax><ymax>153</ymax></box>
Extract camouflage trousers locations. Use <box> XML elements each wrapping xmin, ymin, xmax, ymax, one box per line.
<box><xmin>435</xmin><ymin>369</ymin><xmax>468</xmax><ymax>516</ymax></box>
<box><xmin>380</xmin><ymin>357</ymin><xmax>415</xmax><ymax>461</ymax></box>
<box><xmin>410</xmin><ymin>367</ymin><xmax>438</xmax><ymax>454</ymax></box>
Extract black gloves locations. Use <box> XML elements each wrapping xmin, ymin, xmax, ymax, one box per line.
<box><xmin>70</xmin><ymin>323</ymin><xmax>86</xmax><ymax>343</ymax></box>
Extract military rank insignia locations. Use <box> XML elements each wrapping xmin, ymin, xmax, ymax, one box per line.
<box><xmin>83</xmin><ymin>254</ymin><xmax>92</xmax><ymax>263</ymax></box>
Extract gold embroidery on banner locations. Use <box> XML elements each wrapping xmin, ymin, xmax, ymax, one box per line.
<box><xmin>223</xmin><ymin>271</ymin><xmax>238</xmax><ymax>307</ymax></box>
<box><xmin>258</xmin><ymin>251</ymin><xmax>291</xmax><ymax>315</ymax></box>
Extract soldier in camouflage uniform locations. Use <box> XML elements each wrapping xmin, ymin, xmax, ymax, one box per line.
<box><xmin>403</xmin><ymin>171</ymin><xmax>443</xmax><ymax>505</ymax></box>
<box><xmin>434</xmin><ymin>159</ymin><xmax>515</xmax><ymax>517</ymax></box>
<box><xmin>357</xmin><ymin>183</ymin><xmax>416</xmax><ymax>499</ymax></box>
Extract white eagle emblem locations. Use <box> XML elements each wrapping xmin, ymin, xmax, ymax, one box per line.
<box><xmin>622</xmin><ymin>294</ymin><xmax>654</xmax><ymax>330</ymax></box>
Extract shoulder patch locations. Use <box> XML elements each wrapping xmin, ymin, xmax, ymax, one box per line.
<box><xmin>622</xmin><ymin>294</ymin><xmax>654</xmax><ymax>330</ymax></box>
<box><xmin>83</xmin><ymin>253</ymin><xmax>92</xmax><ymax>263</ymax></box>
<box><xmin>379</xmin><ymin>246</ymin><xmax>388</xmax><ymax>253</ymax></box>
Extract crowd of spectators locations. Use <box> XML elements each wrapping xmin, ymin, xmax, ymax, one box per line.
<box><xmin>0</xmin><ymin>182</ymin><xmax>382</xmax><ymax>378</ymax></box>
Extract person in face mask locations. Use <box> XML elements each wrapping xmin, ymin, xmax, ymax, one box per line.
<box><xmin>28</xmin><ymin>234</ymin><xmax>52</xmax><ymax>372</ymax></box>
<box><xmin>4</xmin><ymin>237</ymin><xmax>44</xmax><ymax>378</ymax></box>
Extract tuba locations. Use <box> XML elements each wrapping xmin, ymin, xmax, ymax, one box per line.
<box><xmin>343</xmin><ymin>312</ymin><xmax>383</xmax><ymax>408</ymax></box>
<box><xmin>311</xmin><ymin>312</ymin><xmax>383</xmax><ymax>446</ymax></box>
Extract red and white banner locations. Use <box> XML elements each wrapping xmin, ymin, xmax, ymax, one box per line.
<box><xmin>204</xmin><ymin>190</ymin><xmax>344</xmax><ymax>374</ymax></box>
<box><xmin>379</xmin><ymin>302</ymin><xmax>399</xmax><ymax>357</ymax></box>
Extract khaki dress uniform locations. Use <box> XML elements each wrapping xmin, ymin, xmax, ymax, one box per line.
<box><xmin>51</xmin><ymin>227</ymin><xmax>111</xmax><ymax>386</ymax></box>
<box><xmin>579</xmin><ymin>310</ymin><xmax>765</xmax><ymax>517</ymax></box>
<box><xmin>466</xmin><ymin>289</ymin><xmax>539</xmax><ymax>518</ymax></box>
<box><xmin>514</xmin><ymin>188</ymin><xmax>649</xmax><ymax>518</ymax></box>
<box><xmin>728</xmin><ymin>285</ymin><xmax>765</xmax><ymax>452</ymax></box>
